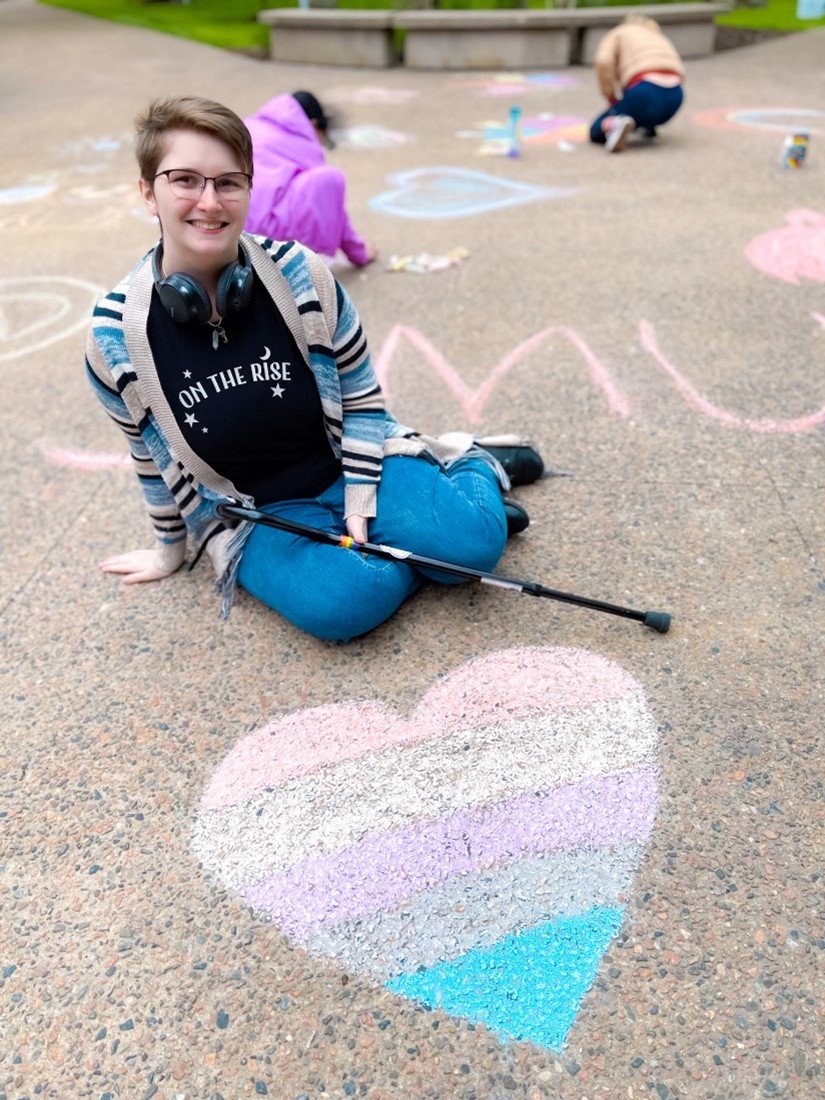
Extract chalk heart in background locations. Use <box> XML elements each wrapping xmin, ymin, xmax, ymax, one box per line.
<box><xmin>194</xmin><ymin>648</ymin><xmax>660</xmax><ymax>1050</ymax></box>
<box><xmin>745</xmin><ymin>209</ymin><xmax>825</xmax><ymax>286</ymax></box>
<box><xmin>369</xmin><ymin>167</ymin><xmax>574</xmax><ymax>220</ymax></box>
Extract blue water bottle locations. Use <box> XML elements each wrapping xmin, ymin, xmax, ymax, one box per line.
<box><xmin>507</xmin><ymin>105</ymin><xmax>522</xmax><ymax>158</ymax></box>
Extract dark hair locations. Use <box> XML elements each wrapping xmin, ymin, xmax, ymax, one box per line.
<box><xmin>292</xmin><ymin>90</ymin><xmax>329</xmax><ymax>131</ymax></box>
<box><xmin>135</xmin><ymin>95</ymin><xmax>254</xmax><ymax>181</ymax></box>
<box><xmin>292</xmin><ymin>90</ymin><xmax>338</xmax><ymax>148</ymax></box>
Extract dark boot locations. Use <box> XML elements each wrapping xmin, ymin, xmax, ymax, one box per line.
<box><xmin>503</xmin><ymin>498</ymin><xmax>530</xmax><ymax>537</ymax></box>
<box><xmin>480</xmin><ymin>442</ymin><xmax>545</xmax><ymax>487</ymax></box>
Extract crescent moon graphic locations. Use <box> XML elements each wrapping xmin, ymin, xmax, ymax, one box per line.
<box><xmin>260</xmin><ymin>346</ymin><xmax>270</xmax><ymax>361</ymax></box>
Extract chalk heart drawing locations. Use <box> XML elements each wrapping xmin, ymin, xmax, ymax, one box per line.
<box><xmin>694</xmin><ymin>106</ymin><xmax>825</xmax><ymax>135</ymax></box>
<box><xmin>369</xmin><ymin>167</ymin><xmax>574</xmax><ymax>220</ymax></box>
<box><xmin>0</xmin><ymin>276</ymin><xmax>103</xmax><ymax>364</ymax></box>
<box><xmin>746</xmin><ymin>209</ymin><xmax>825</xmax><ymax>285</ymax></box>
<box><xmin>333</xmin><ymin>124</ymin><xmax>416</xmax><ymax>151</ymax></box>
<box><xmin>457</xmin><ymin>72</ymin><xmax>579</xmax><ymax>97</ymax></box>
<box><xmin>194</xmin><ymin>647</ymin><xmax>659</xmax><ymax>1050</ymax></box>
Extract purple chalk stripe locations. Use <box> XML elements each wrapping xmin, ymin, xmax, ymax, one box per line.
<box><xmin>240</xmin><ymin>767</ymin><xmax>657</xmax><ymax>936</ymax></box>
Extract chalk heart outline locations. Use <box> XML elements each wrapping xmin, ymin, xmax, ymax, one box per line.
<box><xmin>369</xmin><ymin>166</ymin><xmax>575</xmax><ymax>220</ymax></box>
<box><xmin>0</xmin><ymin>276</ymin><xmax>104</xmax><ymax>364</ymax></box>
<box><xmin>194</xmin><ymin>647</ymin><xmax>660</xmax><ymax>1050</ymax></box>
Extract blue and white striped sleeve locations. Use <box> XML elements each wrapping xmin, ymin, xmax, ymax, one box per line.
<box><xmin>333</xmin><ymin>280</ymin><xmax>387</xmax><ymax>519</ymax></box>
<box><xmin>85</xmin><ymin>309</ymin><xmax>187</xmax><ymax>572</ymax></box>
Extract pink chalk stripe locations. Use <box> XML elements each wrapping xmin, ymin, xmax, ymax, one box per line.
<box><xmin>374</xmin><ymin>324</ymin><xmax>630</xmax><ymax>427</ymax></box>
<box><xmin>239</xmin><ymin>767</ymin><xmax>657</xmax><ymax>936</ymax></box>
<box><xmin>41</xmin><ymin>444</ymin><xmax>131</xmax><ymax>470</ymax></box>
<box><xmin>201</xmin><ymin>647</ymin><xmax>640</xmax><ymax>811</ymax></box>
<box><xmin>640</xmin><ymin>320</ymin><xmax>825</xmax><ymax>434</ymax></box>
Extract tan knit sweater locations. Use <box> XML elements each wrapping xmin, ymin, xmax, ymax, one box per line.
<box><xmin>594</xmin><ymin>21</ymin><xmax>684</xmax><ymax>101</ymax></box>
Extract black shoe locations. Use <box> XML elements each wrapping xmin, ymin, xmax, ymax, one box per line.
<box><xmin>482</xmin><ymin>444</ymin><xmax>544</xmax><ymax>487</ymax></box>
<box><xmin>503</xmin><ymin>498</ymin><xmax>530</xmax><ymax>537</ymax></box>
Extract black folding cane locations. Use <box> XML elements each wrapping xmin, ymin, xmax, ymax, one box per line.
<box><xmin>216</xmin><ymin>503</ymin><xmax>672</xmax><ymax>633</ymax></box>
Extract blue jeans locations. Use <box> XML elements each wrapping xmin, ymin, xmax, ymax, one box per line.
<box><xmin>590</xmin><ymin>82</ymin><xmax>684</xmax><ymax>144</ymax></box>
<box><xmin>237</xmin><ymin>454</ymin><xmax>507</xmax><ymax>642</ymax></box>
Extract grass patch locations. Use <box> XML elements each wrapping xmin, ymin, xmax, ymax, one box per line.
<box><xmin>716</xmin><ymin>0</ymin><xmax>825</xmax><ymax>31</ymax></box>
<box><xmin>38</xmin><ymin>0</ymin><xmax>273</xmax><ymax>52</ymax></box>
<box><xmin>39</xmin><ymin>0</ymin><xmax>825</xmax><ymax>52</ymax></box>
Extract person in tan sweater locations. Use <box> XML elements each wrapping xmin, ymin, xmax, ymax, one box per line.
<box><xmin>590</xmin><ymin>15</ymin><xmax>685</xmax><ymax>153</ymax></box>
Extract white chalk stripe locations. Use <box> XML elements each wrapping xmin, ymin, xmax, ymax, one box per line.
<box><xmin>295</xmin><ymin>844</ymin><xmax>641</xmax><ymax>981</ymax></box>
<box><xmin>193</xmin><ymin>691</ymin><xmax>656</xmax><ymax>888</ymax></box>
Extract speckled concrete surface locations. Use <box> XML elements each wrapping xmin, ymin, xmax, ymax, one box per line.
<box><xmin>1</xmin><ymin>1</ymin><xmax>823</xmax><ymax>1096</ymax></box>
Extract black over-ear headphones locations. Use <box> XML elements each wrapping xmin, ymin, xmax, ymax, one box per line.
<box><xmin>151</xmin><ymin>239</ymin><xmax>254</xmax><ymax>325</ymax></box>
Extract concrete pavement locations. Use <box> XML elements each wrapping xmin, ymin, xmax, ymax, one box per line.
<box><xmin>1</xmin><ymin>1</ymin><xmax>823</xmax><ymax>1096</ymax></box>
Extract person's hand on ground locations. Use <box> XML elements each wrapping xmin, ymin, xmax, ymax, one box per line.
<box><xmin>363</xmin><ymin>244</ymin><xmax>378</xmax><ymax>265</ymax></box>
<box><xmin>346</xmin><ymin>515</ymin><xmax>369</xmax><ymax>544</ymax></box>
<box><xmin>99</xmin><ymin>548</ymin><xmax>178</xmax><ymax>585</ymax></box>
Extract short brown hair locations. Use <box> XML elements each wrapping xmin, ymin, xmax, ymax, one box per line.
<box><xmin>135</xmin><ymin>95</ymin><xmax>254</xmax><ymax>181</ymax></box>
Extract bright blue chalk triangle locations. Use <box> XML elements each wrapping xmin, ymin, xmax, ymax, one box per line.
<box><xmin>386</xmin><ymin>906</ymin><xmax>625</xmax><ymax>1050</ymax></box>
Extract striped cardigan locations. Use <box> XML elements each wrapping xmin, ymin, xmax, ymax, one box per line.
<box><xmin>85</xmin><ymin>234</ymin><xmax>417</xmax><ymax>613</ymax></box>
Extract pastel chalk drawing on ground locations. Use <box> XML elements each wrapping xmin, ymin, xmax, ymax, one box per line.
<box><xmin>0</xmin><ymin>276</ymin><xmax>103</xmax><ymax>364</ymax></box>
<box><xmin>332</xmin><ymin>125</ymin><xmax>416</xmax><ymax>151</ymax></box>
<box><xmin>693</xmin><ymin>106</ymin><xmax>825</xmax><ymax>134</ymax></box>
<box><xmin>458</xmin><ymin>114</ymin><xmax>588</xmax><ymax>148</ymax></box>
<box><xmin>369</xmin><ymin>167</ymin><xmax>574</xmax><ymax>219</ymax></box>
<box><xmin>745</xmin><ymin>210</ymin><xmax>825</xmax><ymax>285</ymax></box>
<box><xmin>328</xmin><ymin>86</ymin><xmax>419</xmax><ymax>106</ymax></box>
<box><xmin>40</xmin><ymin>444</ymin><xmax>132</xmax><ymax>471</ymax></box>
<box><xmin>456</xmin><ymin>72</ymin><xmax>579</xmax><ymax>98</ymax></box>
<box><xmin>374</xmin><ymin>322</ymin><xmax>825</xmax><ymax>434</ymax></box>
<box><xmin>0</xmin><ymin>176</ymin><xmax>57</xmax><ymax>205</ymax></box>
<box><xmin>193</xmin><ymin>647</ymin><xmax>660</xmax><ymax>1050</ymax></box>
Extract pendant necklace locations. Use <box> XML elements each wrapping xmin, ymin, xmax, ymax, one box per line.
<box><xmin>208</xmin><ymin>318</ymin><xmax>228</xmax><ymax>351</ymax></box>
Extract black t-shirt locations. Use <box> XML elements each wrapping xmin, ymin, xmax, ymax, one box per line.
<box><xmin>147</xmin><ymin>274</ymin><xmax>340</xmax><ymax>504</ymax></box>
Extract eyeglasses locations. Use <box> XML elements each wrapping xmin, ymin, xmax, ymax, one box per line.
<box><xmin>153</xmin><ymin>168</ymin><xmax>252</xmax><ymax>200</ymax></box>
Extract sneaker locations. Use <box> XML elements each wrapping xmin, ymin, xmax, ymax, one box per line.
<box><xmin>476</xmin><ymin>437</ymin><xmax>545</xmax><ymax>487</ymax></box>
<box><xmin>605</xmin><ymin>115</ymin><xmax>634</xmax><ymax>153</ymax></box>
<box><xmin>503</xmin><ymin>498</ymin><xmax>530</xmax><ymax>537</ymax></box>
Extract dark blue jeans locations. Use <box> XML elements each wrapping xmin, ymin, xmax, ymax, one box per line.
<box><xmin>590</xmin><ymin>82</ymin><xmax>684</xmax><ymax>144</ymax></box>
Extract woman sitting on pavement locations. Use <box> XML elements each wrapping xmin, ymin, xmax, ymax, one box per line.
<box><xmin>243</xmin><ymin>89</ymin><xmax>376</xmax><ymax>267</ymax></box>
<box><xmin>86</xmin><ymin>95</ymin><xmax>545</xmax><ymax>643</ymax></box>
<box><xmin>589</xmin><ymin>15</ymin><xmax>685</xmax><ymax>153</ymax></box>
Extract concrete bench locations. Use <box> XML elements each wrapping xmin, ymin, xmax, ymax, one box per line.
<box><xmin>257</xmin><ymin>9</ymin><xmax>396</xmax><ymax>68</ymax></box>
<box><xmin>258</xmin><ymin>3</ymin><xmax>729</xmax><ymax>70</ymax></box>
<box><xmin>396</xmin><ymin>10</ymin><xmax>576</xmax><ymax>70</ymax></box>
<box><xmin>573</xmin><ymin>3</ymin><xmax>729</xmax><ymax>63</ymax></box>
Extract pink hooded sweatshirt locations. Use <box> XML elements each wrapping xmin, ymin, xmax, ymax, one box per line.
<box><xmin>244</xmin><ymin>94</ymin><xmax>371</xmax><ymax>266</ymax></box>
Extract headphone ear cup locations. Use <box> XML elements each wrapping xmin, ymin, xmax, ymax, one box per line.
<box><xmin>216</xmin><ymin>261</ymin><xmax>254</xmax><ymax>318</ymax></box>
<box><xmin>155</xmin><ymin>273</ymin><xmax>212</xmax><ymax>325</ymax></box>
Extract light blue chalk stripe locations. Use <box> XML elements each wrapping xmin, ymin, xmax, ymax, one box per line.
<box><xmin>386</xmin><ymin>905</ymin><xmax>624</xmax><ymax>1051</ymax></box>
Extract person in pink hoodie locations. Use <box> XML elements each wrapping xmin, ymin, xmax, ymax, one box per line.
<box><xmin>244</xmin><ymin>90</ymin><xmax>376</xmax><ymax>267</ymax></box>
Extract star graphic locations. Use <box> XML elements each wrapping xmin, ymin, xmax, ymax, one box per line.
<box><xmin>183</xmin><ymin>370</ymin><xmax>192</xmax><ymax>379</ymax></box>
<box><xmin>271</xmin><ymin>384</ymin><xmax>285</xmax><ymax>398</ymax></box>
<box><xmin>202</xmin><ymin>426</ymin><xmax>209</xmax><ymax>433</ymax></box>
<box><xmin>184</xmin><ymin>413</ymin><xmax>198</xmax><ymax>428</ymax></box>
